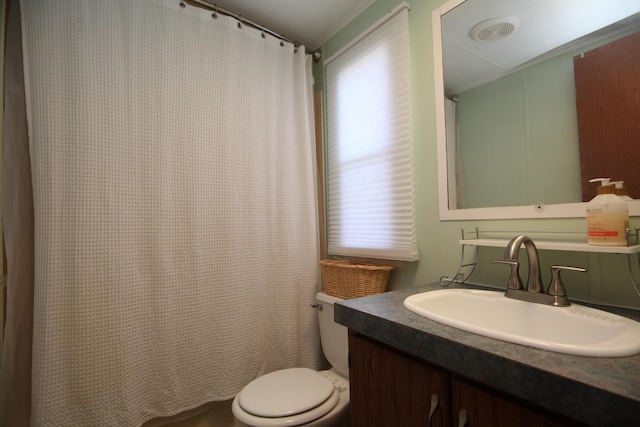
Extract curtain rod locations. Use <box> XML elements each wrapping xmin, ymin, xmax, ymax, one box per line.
<box><xmin>183</xmin><ymin>0</ymin><xmax>321</xmax><ymax>61</ymax></box>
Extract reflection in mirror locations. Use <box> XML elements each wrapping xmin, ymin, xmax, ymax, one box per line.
<box><xmin>434</xmin><ymin>0</ymin><xmax>640</xmax><ymax>220</ymax></box>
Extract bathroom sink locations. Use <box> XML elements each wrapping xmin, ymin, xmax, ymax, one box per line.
<box><xmin>403</xmin><ymin>288</ymin><xmax>640</xmax><ymax>357</ymax></box>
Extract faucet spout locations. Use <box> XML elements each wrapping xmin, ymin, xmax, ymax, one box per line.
<box><xmin>494</xmin><ymin>235</ymin><xmax>587</xmax><ymax>307</ymax></box>
<box><xmin>503</xmin><ymin>235</ymin><xmax>543</xmax><ymax>293</ymax></box>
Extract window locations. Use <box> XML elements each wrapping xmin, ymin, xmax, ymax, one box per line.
<box><xmin>325</xmin><ymin>5</ymin><xmax>418</xmax><ymax>261</ymax></box>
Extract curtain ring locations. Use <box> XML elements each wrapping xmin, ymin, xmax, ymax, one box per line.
<box><xmin>179</xmin><ymin>1</ymin><xmax>186</xmax><ymax>9</ymax></box>
<box><xmin>237</xmin><ymin>22</ymin><xmax>242</xmax><ymax>29</ymax></box>
<box><xmin>211</xmin><ymin>8</ymin><xmax>217</xmax><ymax>19</ymax></box>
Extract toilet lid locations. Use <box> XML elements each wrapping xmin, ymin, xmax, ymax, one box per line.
<box><xmin>238</xmin><ymin>368</ymin><xmax>336</xmax><ymax>418</ymax></box>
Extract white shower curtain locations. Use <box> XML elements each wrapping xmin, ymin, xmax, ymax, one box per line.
<box><xmin>445</xmin><ymin>98</ymin><xmax>464</xmax><ymax>209</ymax></box>
<box><xmin>19</xmin><ymin>0</ymin><xmax>320</xmax><ymax>425</ymax></box>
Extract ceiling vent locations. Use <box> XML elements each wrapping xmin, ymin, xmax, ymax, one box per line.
<box><xmin>469</xmin><ymin>17</ymin><xmax>520</xmax><ymax>42</ymax></box>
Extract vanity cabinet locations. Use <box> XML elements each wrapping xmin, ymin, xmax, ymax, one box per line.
<box><xmin>349</xmin><ymin>331</ymin><xmax>450</xmax><ymax>427</ymax></box>
<box><xmin>349</xmin><ymin>332</ymin><xmax>581</xmax><ymax>427</ymax></box>
<box><xmin>451</xmin><ymin>378</ymin><xmax>574</xmax><ymax>427</ymax></box>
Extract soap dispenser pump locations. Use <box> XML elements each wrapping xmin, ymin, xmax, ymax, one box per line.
<box><xmin>611</xmin><ymin>181</ymin><xmax>633</xmax><ymax>201</ymax></box>
<box><xmin>586</xmin><ymin>178</ymin><xmax>629</xmax><ymax>246</ymax></box>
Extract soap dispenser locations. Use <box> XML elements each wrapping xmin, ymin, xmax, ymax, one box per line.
<box><xmin>611</xmin><ymin>181</ymin><xmax>633</xmax><ymax>201</ymax></box>
<box><xmin>586</xmin><ymin>178</ymin><xmax>629</xmax><ymax>246</ymax></box>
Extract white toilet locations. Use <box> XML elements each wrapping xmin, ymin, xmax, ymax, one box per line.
<box><xmin>232</xmin><ymin>292</ymin><xmax>350</xmax><ymax>427</ymax></box>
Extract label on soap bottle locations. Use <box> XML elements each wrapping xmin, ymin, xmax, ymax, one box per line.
<box><xmin>587</xmin><ymin>209</ymin><xmax>629</xmax><ymax>245</ymax></box>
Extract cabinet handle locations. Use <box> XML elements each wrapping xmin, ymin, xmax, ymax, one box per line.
<box><xmin>458</xmin><ymin>409</ymin><xmax>468</xmax><ymax>427</ymax></box>
<box><xmin>427</xmin><ymin>394</ymin><xmax>439</xmax><ymax>426</ymax></box>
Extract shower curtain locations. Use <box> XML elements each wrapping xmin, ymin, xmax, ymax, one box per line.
<box><xmin>445</xmin><ymin>98</ymin><xmax>464</xmax><ymax>209</ymax></box>
<box><xmin>2</xmin><ymin>0</ymin><xmax>321</xmax><ymax>425</ymax></box>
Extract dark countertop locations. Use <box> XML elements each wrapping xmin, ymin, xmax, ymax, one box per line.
<box><xmin>334</xmin><ymin>282</ymin><xmax>640</xmax><ymax>426</ymax></box>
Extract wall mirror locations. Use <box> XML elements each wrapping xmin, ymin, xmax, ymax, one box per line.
<box><xmin>433</xmin><ymin>0</ymin><xmax>640</xmax><ymax>220</ymax></box>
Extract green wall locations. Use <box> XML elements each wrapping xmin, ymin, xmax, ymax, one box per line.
<box><xmin>457</xmin><ymin>55</ymin><xmax>582</xmax><ymax>208</ymax></box>
<box><xmin>315</xmin><ymin>0</ymin><xmax>640</xmax><ymax>310</ymax></box>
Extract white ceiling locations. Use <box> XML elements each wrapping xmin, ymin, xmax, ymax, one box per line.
<box><xmin>200</xmin><ymin>0</ymin><xmax>375</xmax><ymax>50</ymax></box>
<box><xmin>442</xmin><ymin>0</ymin><xmax>640</xmax><ymax>95</ymax></box>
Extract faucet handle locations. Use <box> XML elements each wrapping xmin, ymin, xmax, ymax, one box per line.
<box><xmin>547</xmin><ymin>265</ymin><xmax>587</xmax><ymax>306</ymax></box>
<box><xmin>492</xmin><ymin>259</ymin><xmax>523</xmax><ymax>291</ymax></box>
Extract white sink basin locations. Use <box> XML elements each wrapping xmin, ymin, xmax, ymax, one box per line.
<box><xmin>403</xmin><ymin>289</ymin><xmax>640</xmax><ymax>357</ymax></box>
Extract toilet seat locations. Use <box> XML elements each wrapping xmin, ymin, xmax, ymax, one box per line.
<box><xmin>234</xmin><ymin>368</ymin><xmax>340</xmax><ymax>427</ymax></box>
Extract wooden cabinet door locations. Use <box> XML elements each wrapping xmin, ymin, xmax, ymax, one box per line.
<box><xmin>348</xmin><ymin>332</ymin><xmax>450</xmax><ymax>427</ymax></box>
<box><xmin>574</xmin><ymin>31</ymin><xmax>640</xmax><ymax>200</ymax></box>
<box><xmin>451</xmin><ymin>377</ymin><xmax>579</xmax><ymax>427</ymax></box>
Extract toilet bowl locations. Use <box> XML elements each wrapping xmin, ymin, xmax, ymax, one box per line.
<box><xmin>232</xmin><ymin>292</ymin><xmax>350</xmax><ymax>427</ymax></box>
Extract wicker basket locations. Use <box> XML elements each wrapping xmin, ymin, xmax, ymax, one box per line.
<box><xmin>319</xmin><ymin>260</ymin><xmax>394</xmax><ymax>299</ymax></box>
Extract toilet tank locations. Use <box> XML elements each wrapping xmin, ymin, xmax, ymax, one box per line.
<box><xmin>316</xmin><ymin>292</ymin><xmax>349</xmax><ymax>378</ymax></box>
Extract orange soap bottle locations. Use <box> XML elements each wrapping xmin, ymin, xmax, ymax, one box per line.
<box><xmin>586</xmin><ymin>178</ymin><xmax>629</xmax><ymax>246</ymax></box>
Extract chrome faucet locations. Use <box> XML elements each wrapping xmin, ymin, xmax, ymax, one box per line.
<box><xmin>493</xmin><ymin>235</ymin><xmax>586</xmax><ymax>307</ymax></box>
<box><xmin>502</xmin><ymin>235</ymin><xmax>544</xmax><ymax>293</ymax></box>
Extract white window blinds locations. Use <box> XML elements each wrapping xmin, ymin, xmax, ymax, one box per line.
<box><xmin>325</xmin><ymin>5</ymin><xmax>418</xmax><ymax>261</ymax></box>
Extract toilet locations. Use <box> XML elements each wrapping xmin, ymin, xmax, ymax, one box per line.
<box><xmin>232</xmin><ymin>292</ymin><xmax>350</xmax><ymax>427</ymax></box>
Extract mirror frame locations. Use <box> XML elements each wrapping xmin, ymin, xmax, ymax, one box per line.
<box><xmin>433</xmin><ymin>0</ymin><xmax>640</xmax><ymax>220</ymax></box>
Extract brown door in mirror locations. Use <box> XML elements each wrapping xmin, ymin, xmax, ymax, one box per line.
<box><xmin>574</xmin><ymin>31</ymin><xmax>640</xmax><ymax>201</ymax></box>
